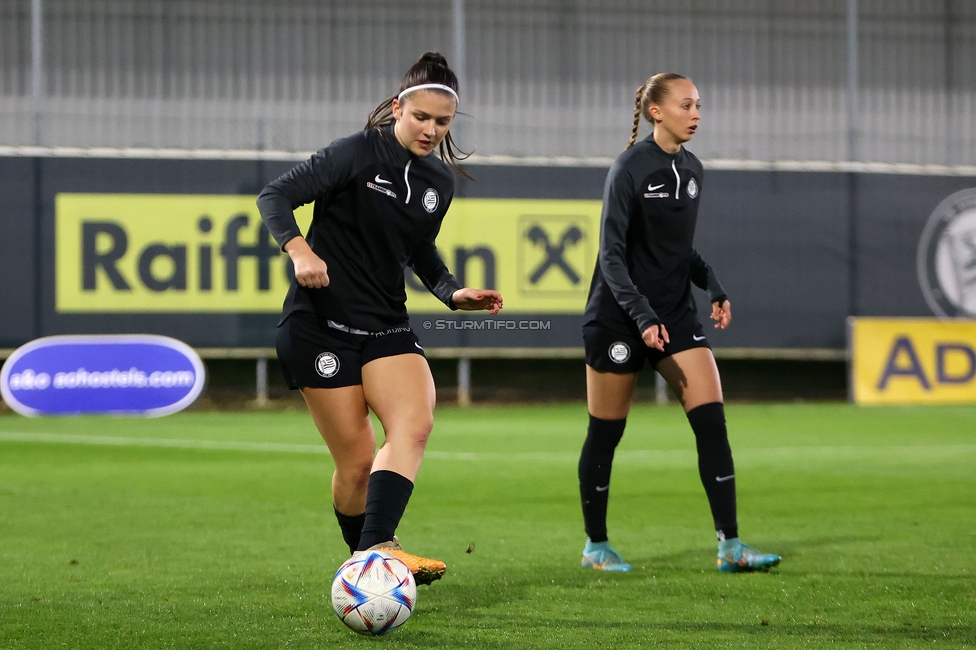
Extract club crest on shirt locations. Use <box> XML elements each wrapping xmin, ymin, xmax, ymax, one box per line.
<box><xmin>314</xmin><ymin>352</ymin><xmax>340</xmax><ymax>378</ymax></box>
<box><xmin>422</xmin><ymin>188</ymin><xmax>439</xmax><ymax>213</ymax></box>
<box><xmin>608</xmin><ymin>342</ymin><xmax>630</xmax><ymax>364</ymax></box>
<box><xmin>687</xmin><ymin>177</ymin><xmax>699</xmax><ymax>199</ymax></box>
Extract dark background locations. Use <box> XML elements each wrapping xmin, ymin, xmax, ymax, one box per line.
<box><xmin>1</xmin><ymin>156</ymin><xmax>972</xmax><ymax>351</ymax></box>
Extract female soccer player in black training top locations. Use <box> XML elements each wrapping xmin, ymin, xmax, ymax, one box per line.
<box><xmin>257</xmin><ymin>53</ymin><xmax>502</xmax><ymax>584</ymax></box>
<box><xmin>578</xmin><ymin>73</ymin><xmax>780</xmax><ymax>573</ymax></box>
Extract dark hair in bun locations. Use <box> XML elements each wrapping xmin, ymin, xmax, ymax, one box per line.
<box><xmin>366</xmin><ymin>52</ymin><xmax>470</xmax><ymax>178</ymax></box>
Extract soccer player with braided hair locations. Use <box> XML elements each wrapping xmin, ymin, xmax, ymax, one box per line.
<box><xmin>258</xmin><ymin>52</ymin><xmax>502</xmax><ymax>584</ymax></box>
<box><xmin>577</xmin><ymin>73</ymin><xmax>781</xmax><ymax>573</ymax></box>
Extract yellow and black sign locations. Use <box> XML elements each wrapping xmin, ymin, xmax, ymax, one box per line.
<box><xmin>55</xmin><ymin>194</ymin><xmax>602</xmax><ymax>314</ymax></box>
<box><xmin>849</xmin><ymin>317</ymin><xmax>976</xmax><ymax>404</ymax></box>
<box><xmin>56</xmin><ymin>194</ymin><xmax>313</xmax><ymax>312</ymax></box>
<box><xmin>517</xmin><ymin>214</ymin><xmax>594</xmax><ymax>296</ymax></box>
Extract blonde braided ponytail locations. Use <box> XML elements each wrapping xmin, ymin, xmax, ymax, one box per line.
<box><xmin>625</xmin><ymin>73</ymin><xmax>688</xmax><ymax>151</ymax></box>
<box><xmin>626</xmin><ymin>82</ymin><xmax>647</xmax><ymax>149</ymax></box>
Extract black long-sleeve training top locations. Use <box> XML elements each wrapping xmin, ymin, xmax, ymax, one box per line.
<box><xmin>257</xmin><ymin>124</ymin><xmax>462</xmax><ymax>333</ymax></box>
<box><xmin>584</xmin><ymin>134</ymin><xmax>727</xmax><ymax>335</ymax></box>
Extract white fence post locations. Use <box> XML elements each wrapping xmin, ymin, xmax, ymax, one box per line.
<box><xmin>655</xmin><ymin>372</ymin><xmax>668</xmax><ymax>405</ymax></box>
<box><xmin>256</xmin><ymin>357</ymin><xmax>268</xmax><ymax>407</ymax></box>
<box><xmin>457</xmin><ymin>356</ymin><xmax>471</xmax><ymax>407</ymax></box>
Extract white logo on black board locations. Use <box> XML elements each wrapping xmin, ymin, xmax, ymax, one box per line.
<box><xmin>608</xmin><ymin>342</ymin><xmax>630</xmax><ymax>364</ymax></box>
<box><xmin>423</xmin><ymin>188</ymin><xmax>439</xmax><ymax>213</ymax></box>
<box><xmin>687</xmin><ymin>177</ymin><xmax>699</xmax><ymax>199</ymax></box>
<box><xmin>314</xmin><ymin>352</ymin><xmax>340</xmax><ymax>378</ymax></box>
<box><xmin>917</xmin><ymin>188</ymin><xmax>976</xmax><ymax>317</ymax></box>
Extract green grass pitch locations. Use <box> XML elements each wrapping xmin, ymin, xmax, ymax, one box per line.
<box><xmin>1</xmin><ymin>403</ymin><xmax>974</xmax><ymax>648</ymax></box>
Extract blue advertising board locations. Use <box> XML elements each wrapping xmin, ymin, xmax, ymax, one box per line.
<box><xmin>0</xmin><ymin>335</ymin><xmax>205</xmax><ymax>417</ymax></box>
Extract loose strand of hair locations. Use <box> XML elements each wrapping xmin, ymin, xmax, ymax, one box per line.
<box><xmin>439</xmin><ymin>132</ymin><xmax>474</xmax><ymax>180</ymax></box>
<box><xmin>364</xmin><ymin>96</ymin><xmax>396</xmax><ymax>131</ymax></box>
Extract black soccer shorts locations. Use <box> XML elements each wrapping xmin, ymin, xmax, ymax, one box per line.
<box><xmin>583</xmin><ymin>313</ymin><xmax>712</xmax><ymax>374</ymax></box>
<box><xmin>276</xmin><ymin>312</ymin><xmax>425</xmax><ymax>389</ymax></box>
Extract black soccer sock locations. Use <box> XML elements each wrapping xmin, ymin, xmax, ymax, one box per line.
<box><xmin>356</xmin><ymin>470</ymin><xmax>414</xmax><ymax>551</ymax></box>
<box><xmin>334</xmin><ymin>507</ymin><xmax>366</xmax><ymax>555</ymax></box>
<box><xmin>687</xmin><ymin>402</ymin><xmax>738</xmax><ymax>540</ymax></box>
<box><xmin>578</xmin><ymin>415</ymin><xmax>627</xmax><ymax>543</ymax></box>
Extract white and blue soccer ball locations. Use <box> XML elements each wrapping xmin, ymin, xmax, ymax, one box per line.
<box><xmin>331</xmin><ymin>550</ymin><xmax>416</xmax><ymax>635</ymax></box>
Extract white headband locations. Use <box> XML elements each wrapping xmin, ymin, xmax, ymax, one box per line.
<box><xmin>396</xmin><ymin>83</ymin><xmax>459</xmax><ymax>106</ymax></box>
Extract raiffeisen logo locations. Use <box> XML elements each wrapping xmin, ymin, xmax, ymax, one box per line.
<box><xmin>56</xmin><ymin>194</ymin><xmax>313</xmax><ymax>312</ymax></box>
<box><xmin>55</xmin><ymin>194</ymin><xmax>603</xmax><ymax>315</ymax></box>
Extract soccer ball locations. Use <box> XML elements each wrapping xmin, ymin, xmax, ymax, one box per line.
<box><xmin>331</xmin><ymin>550</ymin><xmax>416</xmax><ymax>635</ymax></box>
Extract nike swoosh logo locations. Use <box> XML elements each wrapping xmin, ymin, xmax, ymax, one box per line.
<box><xmin>693</xmin><ymin>335</ymin><xmax>707</xmax><ymax>341</ymax></box>
<box><xmin>715</xmin><ymin>474</ymin><xmax>735</xmax><ymax>482</ymax></box>
<box><xmin>374</xmin><ymin>174</ymin><xmax>392</xmax><ymax>185</ymax></box>
<box><xmin>595</xmin><ymin>485</ymin><xmax>609</xmax><ymax>492</ymax></box>
<box><xmin>647</xmin><ymin>183</ymin><xmax>665</xmax><ymax>191</ymax></box>
<box><xmin>414</xmin><ymin>342</ymin><xmax>424</xmax><ymax>350</ymax></box>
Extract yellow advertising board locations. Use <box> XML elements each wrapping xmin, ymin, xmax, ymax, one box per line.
<box><xmin>55</xmin><ymin>194</ymin><xmax>601</xmax><ymax>314</ymax></box>
<box><xmin>849</xmin><ymin>317</ymin><xmax>976</xmax><ymax>404</ymax></box>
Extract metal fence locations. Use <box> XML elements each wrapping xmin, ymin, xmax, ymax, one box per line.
<box><xmin>2</xmin><ymin>0</ymin><xmax>975</xmax><ymax>164</ymax></box>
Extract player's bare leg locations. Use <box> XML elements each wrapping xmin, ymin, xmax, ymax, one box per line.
<box><xmin>301</xmin><ymin>385</ymin><xmax>376</xmax><ymax>552</ymax></box>
<box><xmin>362</xmin><ymin>353</ymin><xmax>435</xmax><ymax>482</ymax></box>
<box><xmin>585</xmin><ymin>365</ymin><xmax>638</xmax><ymax>420</ymax></box>
<box><xmin>359</xmin><ymin>353</ymin><xmax>446</xmax><ymax>584</ymax></box>
<box><xmin>654</xmin><ymin>347</ymin><xmax>722</xmax><ymax>412</ymax></box>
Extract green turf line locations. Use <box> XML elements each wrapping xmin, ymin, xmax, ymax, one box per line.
<box><xmin>2</xmin><ymin>430</ymin><xmax>973</xmax><ymax>465</ymax></box>
<box><xmin>1</xmin><ymin>404</ymin><xmax>974</xmax><ymax>649</ymax></box>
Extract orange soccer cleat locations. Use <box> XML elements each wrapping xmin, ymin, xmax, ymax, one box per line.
<box><xmin>365</xmin><ymin>537</ymin><xmax>447</xmax><ymax>585</ymax></box>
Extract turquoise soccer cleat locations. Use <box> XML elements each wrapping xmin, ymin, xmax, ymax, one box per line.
<box><xmin>717</xmin><ymin>538</ymin><xmax>781</xmax><ymax>573</ymax></box>
<box><xmin>581</xmin><ymin>539</ymin><xmax>633</xmax><ymax>572</ymax></box>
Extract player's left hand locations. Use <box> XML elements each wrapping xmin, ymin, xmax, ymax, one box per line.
<box><xmin>452</xmin><ymin>288</ymin><xmax>504</xmax><ymax>314</ymax></box>
<box><xmin>710</xmin><ymin>298</ymin><xmax>731</xmax><ymax>329</ymax></box>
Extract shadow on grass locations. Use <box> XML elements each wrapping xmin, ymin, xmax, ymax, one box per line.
<box><xmin>391</xmin><ymin>614</ymin><xmax>974</xmax><ymax>648</ymax></box>
<box><xmin>626</xmin><ymin>534</ymin><xmax>881</xmax><ymax>570</ymax></box>
<box><xmin>528</xmin><ymin>619</ymin><xmax>973</xmax><ymax>643</ymax></box>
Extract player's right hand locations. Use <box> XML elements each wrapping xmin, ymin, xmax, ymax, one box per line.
<box><xmin>285</xmin><ymin>237</ymin><xmax>330</xmax><ymax>288</ymax></box>
<box><xmin>641</xmin><ymin>323</ymin><xmax>669</xmax><ymax>352</ymax></box>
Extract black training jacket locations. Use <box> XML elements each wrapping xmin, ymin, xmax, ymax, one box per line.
<box><xmin>257</xmin><ymin>125</ymin><xmax>462</xmax><ymax>332</ymax></box>
<box><xmin>583</xmin><ymin>134</ymin><xmax>726</xmax><ymax>335</ymax></box>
